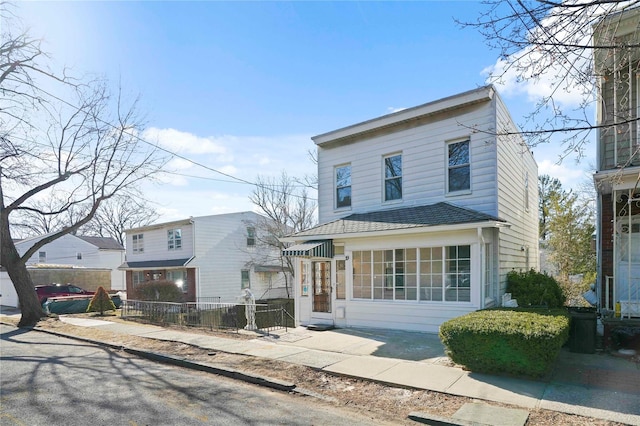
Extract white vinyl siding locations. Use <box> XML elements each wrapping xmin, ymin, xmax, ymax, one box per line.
<box><xmin>494</xmin><ymin>95</ymin><xmax>539</xmax><ymax>294</ymax></box>
<box><xmin>126</xmin><ymin>224</ymin><xmax>194</xmax><ymax>262</ymax></box>
<box><xmin>316</xmin><ymin>98</ymin><xmax>498</xmax><ymax>224</ymax></box>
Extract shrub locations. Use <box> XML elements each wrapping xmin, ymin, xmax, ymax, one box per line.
<box><xmin>87</xmin><ymin>286</ymin><xmax>116</xmax><ymax>315</ymax></box>
<box><xmin>131</xmin><ymin>280</ymin><xmax>184</xmax><ymax>302</ymax></box>
<box><xmin>506</xmin><ymin>269</ymin><xmax>566</xmax><ymax>308</ymax></box>
<box><xmin>439</xmin><ymin>308</ymin><xmax>570</xmax><ymax>377</ymax></box>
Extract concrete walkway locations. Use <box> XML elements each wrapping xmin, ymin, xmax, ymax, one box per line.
<box><xmin>2</xmin><ymin>309</ymin><xmax>639</xmax><ymax>425</ymax></box>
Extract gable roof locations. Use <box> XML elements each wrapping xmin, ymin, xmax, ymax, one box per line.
<box><xmin>288</xmin><ymin>202</ymin><xmax>506</xmax><ymax>239</ymax></box>
<box><xmin>77</xmin><ymin>236</ymin><xmax>124</xmax><ymax>250</ymax></box>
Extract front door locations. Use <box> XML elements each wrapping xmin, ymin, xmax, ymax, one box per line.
<box><xmin>312</xmin><ymin>261</ymin><xmax>331</xmax><ymax>313</ymax></box>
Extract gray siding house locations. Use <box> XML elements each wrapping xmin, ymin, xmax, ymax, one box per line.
<box><xmin>120</xmin><ymin>212</ymin><xmax>291</xmax><ymax>302</ymax></box>
<box><xmin>283</xmin><ymin>85</ymin><xmax>539</xmax><ymax>333</ymax></box>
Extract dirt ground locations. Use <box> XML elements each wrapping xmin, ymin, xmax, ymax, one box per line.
<box><xmin>1</xmin><ymin>313</ymin><xmax>627</xmax><ymax>426</ymax></box>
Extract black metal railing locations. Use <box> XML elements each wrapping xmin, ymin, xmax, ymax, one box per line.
<box><xmin>121</xmin><ymin>300</ymin><xmax>294</xmax><ymax>334</ymax></box>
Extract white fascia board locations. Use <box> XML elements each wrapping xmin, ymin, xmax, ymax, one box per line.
<box><xmin>125</xmin><ymin>218</ymin><xmax>193</xmax><ymax>234</ymax></box>
<box><xmin>312</xmin><ymin>86</ymin><xmax>494</xmax><ymax>146</ymax></box>
<box><xmin>280</xmin><ymin>220</ymin><xmax>508</xmax><ymax>243</ymax></box>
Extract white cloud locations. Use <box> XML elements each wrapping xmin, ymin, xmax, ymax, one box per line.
<box><xmin>538</xmin><ymin>159</ymin><xmax>590</xmax><ymax>189</ymax></box>
<box><xmin>143</xmin><ymin>127</ymin><xmax>228</xmax><ymax>156</ymax></box>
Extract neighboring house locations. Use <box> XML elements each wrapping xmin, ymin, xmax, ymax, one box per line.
<box><xmin>282</xmin><ymin>85</ymin><xmax>539</xmax><ymax>333</ymax></box>
<box><xmin>593</xmin><ymin>9</ymin><xmax>640</xmax><ymax>318</ymax></box>
<box><xmin>119</xmin><ymin>211</ymin><xmax>291</xmax><ymax>303</ymax></box>
<box><xmin>1</xmin><ymin>234</ymin><xmax>126</xmax><ymax>307</ymax></box>
<box><xmin>15</xmin><ymin>233</ymin><xmax>126</xmax><ymax>290</ymax></box>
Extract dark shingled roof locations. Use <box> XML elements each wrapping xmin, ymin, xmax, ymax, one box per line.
<box><xmin>292</xmin><ymin>202</ymin><xmax>505</xmax><ymax>237</ymax></box>
<box><xmin>78</xmin><ymin>236</ymin><xmax>125</xmax><ymax>250</ymax></box>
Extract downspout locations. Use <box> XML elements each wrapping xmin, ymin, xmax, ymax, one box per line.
<box><xmin>478</xmin><ymin>227</ymin><xmax>486</xmax><ymax>308</ymax></box>
<box><xmin>191</xmin><ymin>218</ymin><xmax>199</xmax><ymax>301</ymax></box>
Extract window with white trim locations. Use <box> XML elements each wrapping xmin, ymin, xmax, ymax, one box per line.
<box><xmin>335</xmin><ymin>164</ymin><xmax>352</xmax><ymax>208</ymax></box>
<box><xmin>246</xmin><ymin>227</ymin><xmax>256</xmax><ymax>247</ymax></box>
<box><xmin>384</xmin><ymin>154</ymin><xmax>402</xmax><ymax>201</ymax></box>
<box><xmin>168</xmin><ymin>229</ymin><xmax>182</xmax><ymax>250</ymax></box>
<box><xmin>132</xmin><ymin>234</ymin><xmax>144</xmax><ymax>253</ymax></box>
<box><xmin>76</xmin><ymin>252</ymin><xmax>83</xmax><ymax>260</ymax></box>
<box><xmin>353</xmin><ymin>245</ymin><xmax>471</xmax><ymax>302</ymax></box>
<box><xmin>38</xmin><ymin>251</ymin><xmax>46</xmax><ymax>263</ymax></box>
<box><xmin>241</xmin><ymin>269</ymin><xmax>250</xmax><ymax>289</ymax></box>
<box><xmin>132</xmin><ymin>271</ymin><xmax>145</xmax><ymax>287</ymax></box>
<box><xmin>447</xmin><ymin>139</ymin><xmax>470</xmax><ymax>192</ymax></box>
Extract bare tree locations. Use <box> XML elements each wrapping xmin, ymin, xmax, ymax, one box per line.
<box><xmin>0</xmin><ymin>7</ymin><xmax>166</xmax><ymax>326</ymax></box>
<box><xmin>458</xmin><ymin>0</ymin><xmax>640</xmax><ymax>161</ymax></box>
<box><xmin>79</xmin><ymin>193</ymin><xmax>159</xmax><ymax>246</ymax></box>
<box><xmin>249</xmin><ymin>172</ymin><xmax>317</xmax><ymax>298</ymax></box>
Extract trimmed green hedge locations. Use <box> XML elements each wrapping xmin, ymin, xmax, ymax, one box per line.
<box><xmin>506</xmin><ymin>269</ymin><xmax>566</xmax><ymax>308</ymax></box>
<box><xmin>439</xmin><ymin>308</ymin><xmax>570</xmax><ymax>377</ymax></box>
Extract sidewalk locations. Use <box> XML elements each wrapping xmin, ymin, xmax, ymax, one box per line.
<box><xmin>2</xmin><ymin>308</ymin><xmax>639</xmax><ymax>425</ymax></box>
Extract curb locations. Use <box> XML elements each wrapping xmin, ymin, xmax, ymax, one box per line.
<box><xmin>408</xmin><ymin>411</ymin><xmax>474</xmax><ymax>426</ymax></box>
<box><xmin>2</xmin><ymin>322</ymin><xmax>298</xmax><ymax>394</ymax></box>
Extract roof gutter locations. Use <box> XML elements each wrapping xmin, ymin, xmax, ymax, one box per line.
<box><xmin>280</xmin><ymin>220</ymin><xmax>509</xmax><ymax>243</ymax></box>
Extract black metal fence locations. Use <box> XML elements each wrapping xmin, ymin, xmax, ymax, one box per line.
<box><xmin>121</xmin><ymin>300</ymin><xmax>293</xmax><ymax>334</ymax></box>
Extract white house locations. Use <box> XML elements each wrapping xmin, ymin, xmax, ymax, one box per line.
<box><xmin>119</xmin><ymin>211</ymin><xmax>292</xmax><ymax>302</ymax></box>
<box><xmin>282</xmin><ymin>85</ymin><xmax>539</xmax><ymax>333</ymax></box>
<box><xmin>593</xmin><ymin>8</ymin><xmax>640</xmax><ymax>317</ymax></box>
<box><xmin>1</xmin><ymin>234</ymin><xmax>126</xmax><ymax>307</ymax></box>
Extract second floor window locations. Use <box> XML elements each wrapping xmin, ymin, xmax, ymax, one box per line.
<box><xmin>132</xmin><ymin>234</ymin><xmax>144</xmax><ymax>253</ymax></box>
<box><xmin>246</xmin><ymin>227</ymin><xmax>256</xmax><ymax>247</ymax></box>
<box><xmin>168</xmin><ymin>229</ymin><xmax>182</xmax><ymax>250</ymax></box>
<box><xmin>38</xmin><ymin>251</ymin><xmax>46</xmax><ymax>263</ymax></box>
<box><xmin>448</xmin><ymin>139</ymin><xmax>470</xmax><ymax>192</ymax></box>
<box><xmin>384</xmin><ymin>154</ymin><xmax>402</xmax><ymax>201</ymax></box>
<box><xmin>336</xmin><ymin>164</ymin><xmax>352</xmax><ymax>208</ymax></box>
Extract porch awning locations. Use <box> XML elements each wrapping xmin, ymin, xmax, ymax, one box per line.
<box><xmin>282</xmin><ymin>240</ymin><xmax>333</xmax><ymax>258</ymax></box>
<box><xmin>118</xmin><ymin>257</ymin><xmax>194</xmax><ymax>270</ymax></box>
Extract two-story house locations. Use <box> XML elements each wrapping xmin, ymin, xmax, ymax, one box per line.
<box><xmin>119</xmin><ymin>211</ymin><xmax>291</xmax><ymax>302</ymax></box>
<box><xmin>282</xmin><ymin>86</ymin><xmax>539</xmax><ymax>333</ymax></box>
<box><xmin>1</xmin><ymin>234</ymin><xmax>125</xmax><ymax>307</ymax></box>
<box><xmin>593</xmin><ymin>8</ymin><xmax>640</xmax><ymax>318</ymax></box>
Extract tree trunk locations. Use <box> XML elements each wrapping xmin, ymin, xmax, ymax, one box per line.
<box><xmin>0</xmin><ymin>212</ymin><xmax>45</xmax><ymax>327</ymax></box>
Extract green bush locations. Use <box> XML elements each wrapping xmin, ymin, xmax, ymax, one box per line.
<box><xmin>131</xmin><ymin>280</ymin><xmax>184</xmax><ymax>302</ymax></box>
<box><xmin>87</xmin><ymin>286</ymin><xmax>116</xmax><ymax>315</ymax></box>
<box><xmin>439</xmin><ymin>308</ymin><xmax>570</xmax><ymax>377</ymax></box>
<box><xmin>506</xmin><ymin>269</ymin><xmax>566</xmax><ymax>308</ymax></box>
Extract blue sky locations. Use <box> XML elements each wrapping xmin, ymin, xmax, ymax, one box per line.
<box><xmin>19</xmin><ymin>1</ymin><xmax>594</xmax><ymax>221</ymax></box>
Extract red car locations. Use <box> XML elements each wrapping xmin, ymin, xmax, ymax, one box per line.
<box><xmin>35</xmin><ymin>284</ymin><xmax>94</xmax><ymax>304</ymax></box>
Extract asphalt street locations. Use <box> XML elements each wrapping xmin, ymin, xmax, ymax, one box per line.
<box><xmin>0</xmin><ymin>324</ymin><xmax>394</xmax><ymax>426</ymax></box>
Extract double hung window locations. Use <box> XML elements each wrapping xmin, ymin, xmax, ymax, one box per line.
<box><xmin>168</xmin><ymin>229</ymin><xmax>182</xmax><ymax>250</ymax></box>
<box><xmin>447</xmin><ymin>140</ymin><xmax>470</xmax><ymax>192</ymax></box>
<box><xmin>384</xmin><ymin>154</ymin><xmax>402</xmax><ymax>201</ymax></box>
<box><xmin>335</xmin><ymin>165</ymin><xmax>352</xmax><ymax>208</ymax></box>
<box><xmin>132</xmin><ymin>234</ymin><xmax>144</xmax><ymax>253</ymax></box>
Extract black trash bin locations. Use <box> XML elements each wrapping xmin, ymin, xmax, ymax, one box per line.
<box><xmin>568</xmin><ymin>307</ymin><xmax>597</xmax><ymax>354</ymax></box>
